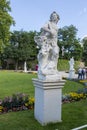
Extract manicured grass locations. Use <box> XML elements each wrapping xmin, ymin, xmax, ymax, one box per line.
<box><xmin>0</xmin><ymin>71</ymin><xmax>84</xmax><ymax>99</ymax></box>
<box><xmin>0</xmin><ymin>100</ymin><xmax>87</xmax><ymax>130</ymax></box>
<box><xmin>0</xmin><ymin>71</ymin><xmax>37</xmax><ymax>99</ymax></box>
<box><xmin>0</xmin><ymin>71</ymin><xmax>87</xmax><ymax>130</ymax></box>
<box><xmin>63</xmin><ymin>80</ymin><xmax>84</xmax><ymax>94</ymax></box>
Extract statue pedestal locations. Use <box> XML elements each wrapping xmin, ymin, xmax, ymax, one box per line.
<box><xmin>32</xmin><ymin>78</ymin><xmax>65</xmax><ymax>125</ymax></box>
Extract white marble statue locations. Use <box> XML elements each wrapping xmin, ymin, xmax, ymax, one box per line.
<box><xmin>69</xmin><ymin>57</ymin><xmax>74</xmax><ymax>70</ymax></box>
<box><xmin>34</xmin><ymin>11</ymin><xmax>61</xmax><ymax>80</ymax></box>
<box><xmin>68</xmin><ymin>57</ymin><xmax>75</xmax><ymax>79</ymax></box>
<box><xmin>62</xmin><ymin>46</ymin><xmax>64</xmax><ymax>56</ymax></box>
<box><xmin>24</xmin><ymin>61</ymin><xmax>27</xmax><ymax>72</ymax></box>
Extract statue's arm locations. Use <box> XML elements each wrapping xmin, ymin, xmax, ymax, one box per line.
<box><xmin>41</xmin><ymin>22</ymin><xmax>52</xmax><ymax>34</ymax></box>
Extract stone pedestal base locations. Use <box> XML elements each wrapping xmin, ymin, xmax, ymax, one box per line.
<box><xmin>32</xmin><ymin>79</ymin><xmax>65</xmax><ymax>125</ymax></box>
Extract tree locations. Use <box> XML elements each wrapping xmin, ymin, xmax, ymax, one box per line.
<box><xmin>0</xmin><ymin>0</ymin><xmax>15</xmax><ymax>52</ymax></box>
<box><xmin>2</xmin><ymin>30</ymin><xmax>37</xmax><ymax>70</ymax></box>
<box><xmin>82</xmin><ymin>37</ymin><xmax>87</xmax><ymax>65</ymax></box>
<box><xmin>58</xmin><ymin>25</ymin><xmax>82</xmax><ymax>60</ymax></box>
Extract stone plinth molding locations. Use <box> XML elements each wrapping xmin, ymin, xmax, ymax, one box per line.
<box><xmin>32</xmin><ymin>78</ymin><xmax>65</xmax><ymax>125</ymax></box>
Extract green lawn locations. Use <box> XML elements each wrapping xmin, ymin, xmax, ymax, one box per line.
<box><xmin>0</xmin><ymin>71</ymin><xmax>87</xmax><ymax>130</ymax></box>
<box><xmin>63</xmin><ymin>79</ymin><xmax>84</xmax><ymax>94</ymax></box>
<box><xmin>0</xmin><ymin>71</ymin><xmax>37</xmax><ymax>99</ymax></box>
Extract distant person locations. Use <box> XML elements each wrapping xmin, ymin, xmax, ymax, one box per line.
<box><xmin>82</xmin><ymin>68</ymin><xmax>86</xmax><ymax>80</ymax></box>
<box><xmin>78</xmin><ymin>68</ymin><xmax>82</xmax><ymax>79</ymax></box>
<box><xmin>35</xmin><ymin>64</ymin><xmax>38</xmax><ymax>71</ymax></box>
<box><xmin>86</xmin><ymin>68</ymin><xmax>87</xmax><ymax>79</ymax></box>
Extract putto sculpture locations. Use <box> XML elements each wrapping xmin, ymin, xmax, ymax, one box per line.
<box><xmin>34</xmin><ymin>11</ymin><xmax>61</xmax><ymax>81</ymax></box>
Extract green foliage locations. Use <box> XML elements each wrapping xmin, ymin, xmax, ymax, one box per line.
<box><xmin>0</xmin><ymin>93</ymin><xmax>34</xmax><ymax>112</ymax></box>
<box><xmin>0</xmin><ymin>24</ymin><xmax>83</xmax><ymax>69</ymax></box>
<box><xmin>58</xmin><ymin>25</ymin><xmax>83</xmax><ymax>60</ymax></box>
<box><xmin>9</xmin><ymin>31</ymin><xmax>36</xmax><ymax>61</ymax></box>
<box><xmin>0</xmin><ymin>0</ymin><xmax>15</xmax><ymax>52</ymax></box>
<box><xmin>0</xmin><ymin>60</ymin><xmax>1</xmax><ymax>66</ymax></box>
<box><xmin>27</xmin><ymin>59</ymin><xmax>38</xmax><ymax>70</ymax></box>
<box><xmin>1</xmin><ymin>30</ymin><xmax>38</xmax><ymax>70</ymax></box>
<box><xmin>58</xmin><ymin>59</ymin><xmax>69</xmax><ymax>71</ymax></box>
<box><xmin>58</xmin><ymin>59</ymin><xmax>80</xmax><ymax>72</ymax></box>
<box><xmin>82</xmin><ymin>37</ymin><xmax>87</xmax><ymax>65</ymax></box>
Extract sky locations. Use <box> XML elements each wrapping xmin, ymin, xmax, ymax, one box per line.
<box><xmin>10</xmin><ymin>0</ymin><xmax>87</xmax><ymax>39</ymax></box>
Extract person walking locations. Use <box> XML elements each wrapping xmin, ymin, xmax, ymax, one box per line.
<box><xmin>82</xmin><ymin>68</ymin><xmax>86</xmax><ymax>80</ymax></box>
<box><xmin>78</xmin><ymin>67</ymin><xmax>82</xmax><ymax>80</ymax></box>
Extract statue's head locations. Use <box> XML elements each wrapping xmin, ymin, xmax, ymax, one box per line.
<box><xmin>50</xmin><ymin>11</ymin><xmax>60</xmax><ymax>23</ymax></box>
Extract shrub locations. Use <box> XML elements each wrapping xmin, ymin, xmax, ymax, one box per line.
<box><xmin>0</xmin><ymin>93</ymin><xmax>34</xmax><ymax>114</ymax></box>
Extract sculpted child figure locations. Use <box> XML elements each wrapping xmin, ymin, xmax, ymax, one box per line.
<box><xmin>34</xmin><ymin>11</ymin><xmax>60</xmax><ymax>80</ymax></box>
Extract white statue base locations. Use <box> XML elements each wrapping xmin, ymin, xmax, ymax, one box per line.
<box><xmin>68</xmin><ymin>69</ymin><xmax>75</xmax><ymax>79</ymax></box>
<box><xmin>32</xmin><ymin>78</ymin><xmax>65</xmax><ymax>125</ymax></box>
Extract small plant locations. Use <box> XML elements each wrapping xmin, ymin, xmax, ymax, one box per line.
<box><xmin>0</xmin><ymin>93</ymin><xmax>34</xmax><ymax>114</ymax></box>
<box><xmin>25</xmin><ymin>97</ymin><xmax>34</xmax><ymax>109</ymax></box>
<box><xmin>0</xmin><ymin>99</ymin><xmax>3</xmax><ymax>113</ymax></box>
<box><xmin>62</xmin><ymin>87</ymin><xmax>87</xmax><ymax>103</ymax></box>
<box><xmin>2</xmin><ymin>97</ymin><xmax>11</xmax><ymax>112</ymax></box>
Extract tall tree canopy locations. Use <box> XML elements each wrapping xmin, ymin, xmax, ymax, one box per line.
<box><xmin>0</xmin><ymin>0</ymin><xmax>14</xmax><ymax>52</ymax></box>
<box><xmin>82</xmin><ymin>37</ymin><xmax>87</xmax><ymax>65</ymax></box>
<box><xmin>58</xmin><ymin>25</ymin><xmax>83</xmax><ymax>60</ymax></box>
<box><xmin>2</xmin><ymin>30</ymin><xmax>37</xmax><ymax>70</ymax></box>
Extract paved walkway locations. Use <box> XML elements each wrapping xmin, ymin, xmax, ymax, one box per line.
<box><xmin>27</xmin><ymin>70</ymin><xmax>78</xmax><ymax>79</ymax></box>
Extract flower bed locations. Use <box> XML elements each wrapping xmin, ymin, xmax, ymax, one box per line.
<box><xmin>0</xmin><ymin>93</ymin><xmax>34</xmax><ymax>114</ymax></box>
<box><xmin>0</xmin><ymin>82</ymin><xmax>87</xmax><ymax>114</ymax></box>
<box><xmin>62</xmin><ymin>87</ymin><xmax>87</xmax><ymax>103</ymax></box>
<box><xmin>62</xmin><ymin>79</ymin><xmax>87</xmax><ymax>103</ymax></box>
